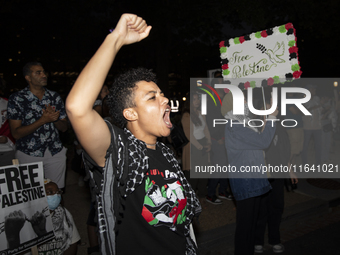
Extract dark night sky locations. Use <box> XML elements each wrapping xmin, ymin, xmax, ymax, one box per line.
<box><xmin>1</xmin><ymin>0</ymin><xmax>339</xmax><ymax>97</ymax></box>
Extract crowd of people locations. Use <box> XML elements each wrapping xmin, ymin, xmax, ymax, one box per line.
<box><xmin>1</xmin><ymin>13</ymin><xmax>340</xmax><ymax>255</ymax></box>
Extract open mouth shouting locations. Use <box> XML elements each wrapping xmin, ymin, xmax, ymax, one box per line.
<box><xmin>163</xmin><ymin>105</ymin><xmax>173</xmax><ymax>129</ymax></box>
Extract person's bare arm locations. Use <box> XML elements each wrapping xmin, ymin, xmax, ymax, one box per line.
<box><xmin>0</xmin><ymin>136</ymin><xmax>8</xmax><ymax>143</ymax></box>
<box><xmin>66</xmin><ymin>14</ymin><xmax>151</xmax><ymax>167</ymax></box>
<box><xmin>45</xmin><ymin>104</ymin><xmax>68</xmax><ymax>132</ymax></box>
<box><xmin>181</xmin><ymin>113</ymin><xmax>203</xmax><ymax>150</ymax></box>
<box><xmin>9</xmin><ymin>109</ymin><xmax>61</xmax><ymax>140</ymax></box>
<box><xmin>54</xmin><ymin>118</ymin><xmax>68</xmax><ymax>132</ymax></box>
<box><xmin>202</xmin><ymin>115</ymin><xmax>211</xmax><ymax>152</ymax></box>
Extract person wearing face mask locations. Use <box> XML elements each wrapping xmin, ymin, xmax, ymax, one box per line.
<box><xmin>17</xmin><ymin>179</ymin><xmax>80</xmax><ymax>255</ymax></box>
<box><xmin>22</xmin><ymin>179</ymin><xmax>80</xmax><ymax>255</ymax></box>
<box><xmin>42</xmin><ymin>179</ymin><xmax>80</xmax><ymax>255</ymax></box>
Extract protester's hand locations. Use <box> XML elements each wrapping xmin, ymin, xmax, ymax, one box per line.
<box><xmin>0</xmin><ymin>136</ymin><xmax>8</xmax><ymax>143</ymax></box>
<box><xmin>5</xmin><ymin>210</ymin><xmax>26</xmax><ymax>249</ymax></box>
<box><xmin>289</xmin><ymin>171</ymin><xmax>298</xmax><ymax>184</ymax></box>
<box><xmin>112</xmin><ymin>14</ymin><xmax>151</xmax><ymax>46</ymax></box>
<box><xmin>217</xmin><ymin>138</ymin><xmax>224</xmax><ymax>145</ymax></box>
<box><xmin>204</xmin><ymin>143</ymin><xmax>211</xmax><ymax>152</ymax></box>
<box><xmin>196</xmin><ymin>143</ymin><xmax>203</xmax><ymax>150</ymax></box>
<box><xmin>44</xmin><ymin>104</ymin><xmax>57</xmax><ymax>113</ymax></box>
<box><xmin>41</xmin><ymin>104</ymin><xmax>60</xmax><ymax>123</ymax></box>
<box><xmin>30</xmin><ymin>211</ymin><xmax>47</xmax><ymax>237</ymax></box>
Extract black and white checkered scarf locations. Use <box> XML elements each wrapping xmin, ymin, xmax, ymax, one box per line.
<box><xmin>51</xmin><ymin>205</ymin><xmax>74</xmax><ymax>253</ymax></box>
<box><xmin>84</xmin><ymin>121</ymin><xmax>201</xmax><ymax>255</ymax></box>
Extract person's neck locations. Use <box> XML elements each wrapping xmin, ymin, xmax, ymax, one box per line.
<box><xmin>29</xmin><ymin>85</ymin><xmax>45</xmax><ymax>99</ymax></box>
<box><xmin>127</xmin><ymin>124</ymin><xmax>157</xmax><ymax>149</ymax></box>
<box><xmin>145</xmin><ymin>142</ymin><xmax>157</xmax><ymax>149</ymax></box>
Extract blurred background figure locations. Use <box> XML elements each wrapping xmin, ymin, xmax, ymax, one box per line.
<box><xmin>222</xmin><ymin>89</ymin><xmax>277</xmax><ymax>255</ymax></box>
<box><xmin>23</xmin><ymin>179</ymin><xmax>81</xmax><ymax>255</ymax></box>
<box><xmin>0</xmin><ymin>78</ymin><xmax>16</xmax><ymax>166</ymax></box>
<box><xmin>182</xmin><ymin>91</ymin><xmax>211</xmax><ymax>203</ymax></box>
<box><xmin>7</xmin><ymin>62</ymin><xmax>68</xmax><ymax>190</ymax></box>
<box><xmin>93</xmin><ymin>84</ymin><xmax>110</xmax><ymax>117</ymax></box>
<box><xmin>301</xmin><ymin>84</ymin><xmax>322</xmax><ymax>166</ymax></box>
<box><xmin>284</xmin><ymin>90</ymin><xmax>304</xmax><ymax>167</ymax></box>
<box><xmin>205</xmin><ymin>72</ymin><xmax>232</xmax><ymax>205</ymax></box>
<box><xmin>254</xmin><ymin>94</ymin><xmax>297</xmax><ymax>254</ymax></box>
<box><xmin>319</xmin><ymin>90</ymin><xmax>337</xmax><ymax>163</ymax></box>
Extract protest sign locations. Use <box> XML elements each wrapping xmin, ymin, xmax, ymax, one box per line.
<box><xmin>0</xmin><ymin>162</ymin><xmax>54</xmax><ymax>255</ymax></box>
<box><xmin>219</xmin><ymin>23</ymin><xmax>302</xmax><ymax>88</ymax></box>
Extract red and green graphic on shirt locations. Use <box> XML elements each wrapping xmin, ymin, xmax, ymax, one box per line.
<box><xmin>142</xmin><ymin>171</ymin><xmax>187</xmax><ymax>231</ymax></box>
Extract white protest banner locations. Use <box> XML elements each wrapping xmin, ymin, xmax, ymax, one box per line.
<box><xmin>219</xmin><ymin>23</ymin><xmax>302</xmax><ymax>88</ymax></box>
<box><xmin>0</xmin><ymin>162</ymin><xmax>54</xmax><ymax>255</ymax></box>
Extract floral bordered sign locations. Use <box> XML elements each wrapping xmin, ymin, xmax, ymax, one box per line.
<box><xmin>219</xmin><ymin>23</ymin><xmax>302</xmax><ymax>89</ymax></box>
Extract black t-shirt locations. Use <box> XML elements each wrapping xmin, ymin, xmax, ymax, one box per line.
<box><xmin>116</xmin><ymin>147</ymin><xmax>187</xmax><ymax>255</ymax></box>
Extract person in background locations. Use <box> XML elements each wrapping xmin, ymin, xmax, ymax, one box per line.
<box><xmin>0</xmin><ymin>78</ymin><xmax>16</xmax><ymax>166</ymax></box>
<box><xmin>181</xmin><ymin>91</ymin><xmax>211</xmax><ymax>203</ymax></box>
<box><xmin>285</xmin><ymin>90</ymin><xmax>304</xmax><ymax>167</ymax></box>
<box><xmin>222</xmin><ymin>90</ymin><xmax>277</xmax><ymax>255</ymax></box>
<box><xmin>205</xmin><ymin>73</ymin><xmax>232</xmax><ymax>205</ymax></box>
<box><xmin>7</xmin><ymin>62</ymin><xmax>68</xmax><ymax>189</ymax></box>
<box><xmin>41</xmin><ymin>179</ymin><xmax>80</xmax><ymax>255</ymax></box>
<box><xmin>301</xmin><ymin>84</ymin><xmax>322</xmax><ymax>166</ymax></box>
<box><xmin>21</xmin><ymin>179</ymin><xmax>81</xmax><ymax>255</ymax></box>
<box><xmin>319</xmin><ymin>91</ymin><xmax>336</xmax><ymax>163</ymax></box>
<box><xmin>93</xmin><ymin>84</ymin><xmax>110</xmax><ymax>116</ymax></box>
<box><xmin>254</xmin><ymin>96</ymin><xmax>298</xmax><ymax>254</ymax></box>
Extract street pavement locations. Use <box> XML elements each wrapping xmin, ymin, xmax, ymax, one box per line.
<box><xmin>197</xmin><ymin>189</ymin><xmax>340</xmax><ymax>255</ymax></box>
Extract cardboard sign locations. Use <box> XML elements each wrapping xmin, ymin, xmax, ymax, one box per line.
<box><xmin>219</xmin><ymin>23</ymin><xmax>302</xmax><ymax>89</ymax></box>
<box><xmin>0</xmin><ymin>162</ymin><xmax>54</xmax><ymax>255</ymax></box>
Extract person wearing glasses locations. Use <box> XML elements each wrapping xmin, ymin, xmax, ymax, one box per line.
<box><xmin>7</xmin><ymin>63</ymin><xmax>68</xmax><ymax>190</ymax></box>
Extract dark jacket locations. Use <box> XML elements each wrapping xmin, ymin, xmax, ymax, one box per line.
<box><xmin>225</xmin><ymin>120</ymin><xmax>276</xmax><ymax>200</ymax></box>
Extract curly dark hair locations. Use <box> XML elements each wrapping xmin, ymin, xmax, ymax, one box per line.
<box><xmin>107</xmin><ymin>67</ymin><xmax>157</xmax><ymax>128</ymax></box>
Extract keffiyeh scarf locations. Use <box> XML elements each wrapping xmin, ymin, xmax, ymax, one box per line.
<box><xmin>51</xmin><ymin>205</ymin><xmax>74</xmax><ymax>253</ymax></box>
<box><xmin>84</xmin><ymin>121</ymin><xmax>201</xmax><ymax>255</ymax></box>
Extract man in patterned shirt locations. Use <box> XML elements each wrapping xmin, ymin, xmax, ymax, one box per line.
<box><xmin>7</xmin><ymin>62</ymin><xmax>68</xmax><ymax>189</ymax></box>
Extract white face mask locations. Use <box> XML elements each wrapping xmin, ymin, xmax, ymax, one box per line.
<box><xmin>47</xmin><ymin>194</ymin><xmax>61</xmax><ymax>210</ymax></box>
